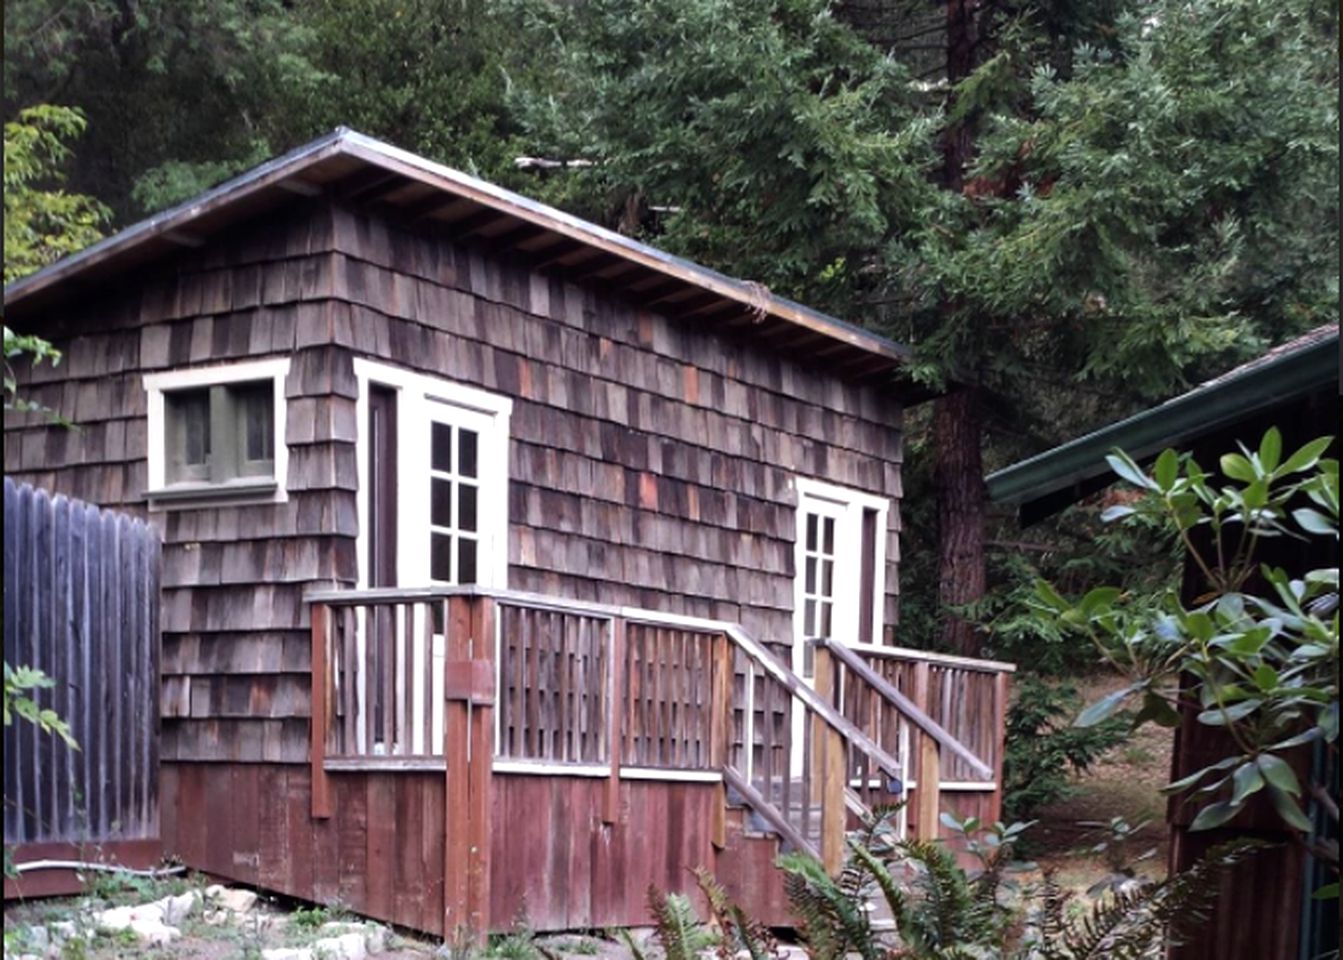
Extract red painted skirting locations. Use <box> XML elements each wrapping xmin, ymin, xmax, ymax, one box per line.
<box><xmin>3</xmin><ymin>839</ymin><xmax>163</xmax><ymax>900</ymax></box>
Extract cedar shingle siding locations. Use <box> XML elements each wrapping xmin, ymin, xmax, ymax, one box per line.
<box><xmin>6</xmin><ymin>198</ymin><xmax>905</xmax><ymax>764</ymax></box>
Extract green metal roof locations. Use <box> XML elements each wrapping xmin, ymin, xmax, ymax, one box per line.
<box><xmin>987</xmin><ymin>327</ymin><xmax>1340</xmax><ymax>524</ymax></box>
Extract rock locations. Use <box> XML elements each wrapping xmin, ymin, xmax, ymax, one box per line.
<box><xmin>24</xmin><ymin>926</ymin><xmax>51</xmax><ymax>951</ymax></box>
<box><xmin>95</xmin><ymin>905</ymin><xmax>136</xmax><ymax>932</ymax></box>
<box><xmin>128</xmin><ymin>918</ymin><xmax>181</xmax><ymax>947</ymax></box>
<box><xmin>203</xmin><ymin>908</ymin><xmax>231</xmax><ymax>926</ymax></box>
<box><xmin>204</xmin><ymin>884</ymin><xmax>227</xmax><ymax>900</ymax></box>
<box><xmin>262</xmin><ymin>949</ymin><xmax>313</xmax><ymax>960</ymax></box>
<box><xmin>48</xmin><ymin>921</ymin><xmax>77</xmax><ymax>943</ymax></box>
<box><xmin>160</xmin><ymin>890</ymin><xmax>202</xmax><ymax>925</ymax></box>
<box><xmin>312</xmin><ymin>931</ymin><xmax>368</xmax><ymax>960</ymax></box>
<box><xmin>316</xmin><ymin>921</ymin><xmax>384</xmax><ymax>954</ymax></box>
<box><xmin>216</xmin><ymin>888</ymin><xmax>260</xmax><ymax>914</ymax></box>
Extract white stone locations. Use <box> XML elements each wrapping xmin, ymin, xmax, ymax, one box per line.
<box><xmin>128</xmin><ymin>918</ymin><xmax>181</xmax><ymax>947</ymax></box>
<box><xmin>95</xmin><ymin>905</ymin><xmax>136</xmax><ymax>932</ymax></box>
<box><xmin>262</xmin><ymin>949</ymin><xmax>313</xmax><ymax>960</ymax></box>
<box><xmin>47</xmin><ymin>921</ymin><xmax>77</xmax><ymax>943</ymax></box>
<box><xmin>160</xmin><ymin>890</ymin><xmax>202</xmax><ymax>925</ymax></box>
<box><xmin>363</xmin><ymin>924</ymin><xmax>387</xmax><ymax>955</ymax></box>
<box><xmin>204</xmin><ymin>884</ymin><xmax>227</xmax><ymax>900</ymax></box>
<box><xmin>312</xmin><ymin>931</ymin><xmax>368</xmax><ymax>960</ymax></box>
<box><xmin>23</xmin><ymin>926</ymin><xmax>50</xmax><ymax>951</ymax></box>
<box><xmin>216</xmin><ymin>888</ymin><xmax>260</xmax><ymax>914</ymax></box>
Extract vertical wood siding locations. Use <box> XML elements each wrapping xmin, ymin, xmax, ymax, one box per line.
<box><xmin>2</xmin><ymin>478</ymin><xmax>161</xmax><ymax>846</ymax></box>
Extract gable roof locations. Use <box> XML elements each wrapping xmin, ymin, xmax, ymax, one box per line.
<box><xmin>986</xmin><ymin>325</ymin><xmax>1340</xmax><ymax>524</ymax></box>
<box><xmin>3</xmin><ymin>128</ymin><xmax>919</xmax><ymax>389</ymax></box>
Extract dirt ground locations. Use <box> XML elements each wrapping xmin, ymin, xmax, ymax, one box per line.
<box><xmin>1023</xmin><ymin>674</ymin><xmax>1176</xmax><ymax>893</ymax></box>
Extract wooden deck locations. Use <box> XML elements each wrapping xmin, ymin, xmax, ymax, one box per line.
<box><xmin>161</xmin><ymin>585</ymin><xmax>1010</xmax><ymax>939</ymax></box>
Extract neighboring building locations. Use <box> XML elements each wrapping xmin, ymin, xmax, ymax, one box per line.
<box><xmin>987</xmin><ymin>325</ymin><xmax>1339</xmax><ymax>960</ymax></box>
<box><xmin>4</xmin><ymin>129</ymin><xmax>1010</xmax><ymax>935</ymax></box>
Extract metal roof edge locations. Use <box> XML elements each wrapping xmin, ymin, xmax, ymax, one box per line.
<box><xmin>986</xmin><ymin>331</ymin><xmax>1340</xmax><ymax>508</ymax></box>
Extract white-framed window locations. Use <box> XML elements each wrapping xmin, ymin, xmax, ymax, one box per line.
<box><xmin>352</xmin><ymin>359</ymin><xmax>512</xmax><ymax>589</ymax></box>
<box><xmin>142</xmin><ymin>357</ymin><xmax>291</xmax><ymax>507</ymax></box>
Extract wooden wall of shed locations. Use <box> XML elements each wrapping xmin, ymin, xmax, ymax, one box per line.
<box><xmin>4</xmin><ymin>199</ymin><xmax>352</xmax><ymax>765</ymax></box>
<box><xmin>326</xmin><ymin>204</ymin><xmax>905</xmax><ymax>645</ymax></box>
<box><xmin>160</xmin><ymin>763</ymin><xmax>792</xmax><ymax>934</ymax></box>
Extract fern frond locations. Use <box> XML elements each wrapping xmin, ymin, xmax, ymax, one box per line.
<box><xmin>898</xmin><ymin>839</ymin><xmax>979</xmax><ymax>950</ymax></box>
<box><xmin>1060</xmin><ymin>839</ymin><xmax>1267</xmax><ymax>959</ymax></box>
<box><xmin>647</xmin><ymin>886</ymin><xmax>716</xmax><ymax>960</ymax></box>
<box><xmin>779</xmin><ymin>852</ymin><xmax>879</xmax><ymax>960</ymax></box>
<box><xmin>847</xmin><ymin>838</ymin><xmax>911</xmax><ymax>933</ymax></box>
<box><xmin>692</xmin><ymin>866</ymin><xmax>779</xmax><ymax>960</ymax></box>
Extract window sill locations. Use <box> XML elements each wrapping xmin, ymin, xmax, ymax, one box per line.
<box><xmin>145</xmin><ymin>478</ymin><xmax>281</xmax><ymax>509</ymax></box>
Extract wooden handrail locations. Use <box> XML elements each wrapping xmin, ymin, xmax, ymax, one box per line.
<box><xmin>817</xmin><ymin>638</ymin><xmax>994</xmax><ymax>780</ymax></box>
<box><xmin>722</xmin><ymin>625</ymin><xmax>904</xmax><ymax>780</ymax></box>
<box><xmin>723</xmin><ymin>767</ymin><xmax>815</xmax><ymax>856</ymax></box>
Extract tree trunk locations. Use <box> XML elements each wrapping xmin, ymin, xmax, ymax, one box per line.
<box><xmin>934</xmin><ymin>386</ymin><xmax>986</xmax><ymax>656</ymax></box>
<box><xmin>934</xmin><ymin>0</ymin><xmax>987</xmax><ymax>657</ymax></box>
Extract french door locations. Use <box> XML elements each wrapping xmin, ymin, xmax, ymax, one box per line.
<box><xmin>353</xmin><ymin>360</ymin><xmax>512</xmax><ymax>755</ymax></box>
<box><xmin>790</xmin><ymin>478</ymin><xmax>890</xmax><ymax>771</ymax></box>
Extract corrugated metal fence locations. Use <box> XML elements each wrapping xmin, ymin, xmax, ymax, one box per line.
<box><xmin>3</xmin><ymin>478</ymin><xmax>162</xmax><ymax>851</ymax></box>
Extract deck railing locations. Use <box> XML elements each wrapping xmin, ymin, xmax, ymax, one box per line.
<box><xmin>306</xmin><ymin>585</ymin><xmax>1012</xmax><ymax>917</ymax></box>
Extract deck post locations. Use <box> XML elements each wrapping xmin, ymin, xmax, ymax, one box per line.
<box><xmin>708</xmin><ymin>632</ymin><xmax>731</xmax><ymax>849</ymax></box>
<box><xmin>814</xmin><ymin>645</ymin><xmax>845</xmax><ymax>874</ymax></box>
<box><xmin>988</xmin><ymin>670</ymin><xmax>1009</xmax><ymax>825</ymax></box>
<box><xmin>911</xmin><ymin>661</ymin><xmax>941</xmax><ymax>841</ymax></box>
<box><xmin>602</xmin><ymin>616</ymin><xmax>625</xmax><ymax>825</ymax></box>
<box><xmin>309</xmin><ymin>602</ymin><xmax>333</xmax><ymax>819</ymax></box>
<box><xmin>443</xmin><ymin>595</ymin><xmax>493</xmax><ymax>946</ymax></box>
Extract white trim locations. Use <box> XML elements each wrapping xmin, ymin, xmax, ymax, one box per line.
<box><xmin>848</xmin><ymin>642</ymin><xmax>1017</xmax><ymax>674</ymax></box>
<box><xmin>142</xmin><ymin>357</ymin><xmax>291</xmax><ymax>508</ymax></box>
<box><xmin>619</xmin><ymin>768</ymin><xmax>722</xmax><ymax>783</ymax></box>
<box><xmin>492</xmin><ymin>760</ymin><xmax>610</xmax><ymax>777</ymax></box>
<box><xmin>793</xmin><ymin>475</ymin><xmax>890</xmax><ymax>513</ymax></box>
<box><xmin>903</xmin><ymin>780</ymin><xmax>997</xmax><ymax>793</ymax></box>
<box><xmin>352</xmin><ymin>358</ymin><xmax>512</xmax><ymax>591</ymax></box>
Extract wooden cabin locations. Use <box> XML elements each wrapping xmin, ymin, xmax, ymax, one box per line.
<box><xmin>3</xmin><ymin>129</ymin><xmax>1013</xmax><ymax>939</ymax></box>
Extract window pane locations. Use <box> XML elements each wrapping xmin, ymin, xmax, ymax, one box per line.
<box><xmin>232</xmin><ymin>381</ymin><xmax>274</xmax><ymax>466</ymax></box>
<box><xmin>805</xmin><ymin>514</ymin><xmax>818</xmax><ymax>551</ymax></box>
<box><xmin>820</xmin><ymin>602</ymin><xmax>832</xmax><ymax>637</ymax></box>
<box><xmin>457</xmin><ymin>538</ymin><xmax>478</xmax><ymax>584</ymax></box>
<box><xmin>823</xmin><ymin>517</ymin><xmax>835</xmax><ymax>555</ymax></box>
<box><xmin>804</xmin><ymin>599</ymin><xmax>816</xmax><ymax>636</ymax></box>
<box><xmin>459</xmin><ymin>430</ymin><xmax>479</xmax><ymax>478</ymax></box>
<box><xmin>431</xmin><ymin>533</ymin><xmax>452</xmax><ymax>582</ymax></box>
<box><xmin>805</xmin><ymin>556</ymin><xmax>816</xmax><ymax>593</ymax></box>
<box><xmin>165</xmin><ymin>388</ymin><xmax>210</xmax><ymax>483</ymax></box>
<box><xmin>459</xmin><ymin>483</ymin><xmax>478</xmax><ymax>532</ymax></box>
<box><xmin>432</xmin><ymin>422</ymin><xmax>452</xmax><ymax>472</ymax></box>
<box><xmin>821</xmin><ymin>559</ymin><xmax>833</xmax><ymax>597</ymax></box>
<box><xmin>431</xmin><ymin>478</ymin><xmax>452</xmax><ymax>528</ymax></box>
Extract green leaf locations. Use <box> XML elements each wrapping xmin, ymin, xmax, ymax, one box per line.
<box><xmin>1076</xmin><ymin>683</ymin><xmax>1141</xmax><ymax>727</ymax></box>
<box><xmin>1153</xmin><ymin>448</ymin><xmax>1179</xmax><ymax>491</ymax></box>
<box><xmin>1277</xmin><ymin>436</ymin><xmax>1334</xmax><ymax>476</ymax></box>
<box><xmin>1162</xmin><ymin>756</ymin><xmax>1240</xmax><ymax>794</ymax></box>
<box><xmin>1230</xmin><ymin>762</ymin><xmax>1264</xmax><ymax>805</ymax></box>
<box><xmin>1100</xmin><ymin>504</ymin><xmax>1135</xmax><ymax>522</ymax></box>
<box><xmin>1079</xmin><ymin>586</ymin><xmax>1121</xmax><ymax>616</ymax></box>
<box><xmin>1257</xmin><ymin>428</ymin><xmax>1282</xmax><ymax>474</ymax></box>
<box><xmin>1311</xmin><ymin>882</ymin><xmax>1339</xmax><ymax>901</ymax></box>
<box><xmin>1255</xmin><ymin>754</ymin><xmax>1300</xmax><ymax>797</ymax></box>
<box><xmin>1251</xmin><ymin>664</ymin><xmax>1279</xmax><ymax>691</ymax></box>
<box><xmin>1197</xmin><ymin>699</ymin><xmax>1262</xmax><ymax>726</ymax></box>
<box><xmin>1190</xmin><ymin>800</ymin><xmax>1241</xmax><ymax>831</ymax></box>
<box><xmin>1132</xmin><ymin>691</ymin><xmax>1181</xmax><ymax>728</ymax></box>
<box><xmin>1265</xmin><ymin>782</ymin><xmax>1312</xmax><ymax>832</ymax></box>
<box><xmin>1220</xmin><ymin>453</ymin><xmax>1257</xmax><ymax>482</ymax></box>
<box><xmin>1106</xmin><ymin>451</ymin><xmax>1156</xmax><ymax>490</ymax></box>
<box><xmin>1292</xmin><ymin>507</ymin><xmax>1336</xmax><ymax>537</ymax></box>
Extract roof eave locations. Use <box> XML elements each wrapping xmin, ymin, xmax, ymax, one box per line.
<box><xmin>986</xmin><ymin>333</ymin><xmax>1339</xmax><ymax>519</ymax></box>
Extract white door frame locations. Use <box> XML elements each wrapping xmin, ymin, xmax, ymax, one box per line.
<box><xmin>790</xmin><ymin>476</ymin><xmax>890</xmax><ymax>773</ymax></box>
